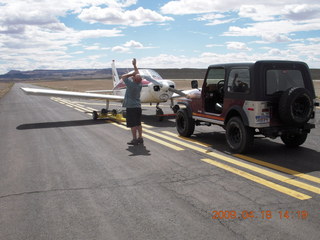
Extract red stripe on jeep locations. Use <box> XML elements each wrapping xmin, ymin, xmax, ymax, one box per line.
<box><xmin>193</xmin><ymin>113</ymin><xmax>225</xmax><ymax>121</ymax></box>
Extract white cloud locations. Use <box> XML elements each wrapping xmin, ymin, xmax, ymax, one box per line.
<box><xmin>1</xmin><ymin>0</ymin><xmax>320</xmax><ymax>73</ymax></box>
<box><xmin>78</xmin><ymin>6</ymin><xmax>173</xmax><ymax>27</ymax></box>
<box><xmin>161</xmin><ymin>0</ymin><xmax>240</xmax><ymax>15</ymax></box>
<box><xmin>238</xmin><ymin>5</ymin><xmax>279</xmax><ymax>21</ymax></box>
<box><xmin>161</xmin><ymin>0</ymin><xmax>320</xmax><ymax>45</ymax></box>
<box><xmin>112</xmin><ymin>46</ymin><xmax>130</xmax><ymax>53</ymax></box>
<box><xmin>112</xmin><ymin>40</ymin><xmax>153</xmax><ymax>53</ymax></box>
<box><xmin>283</xmin><ymin>4</ymin><xmax>320</xmax><ymax>21</ymax></box>
<box><xmin>193</xmin><ymin>13</ymin><xmax>236</xmax><ymax>26</ymax></box>
<box><xmin>227</xmin><ymin>42</ymin><xmax>252</xmax><ymax>51</ymax></box>
<box><xmin>123</xmin><ymin>40</ymin><xmax>143</xmax><ymax>48</ymax></box>
<box><xmin>161</xmin><ymin>0</ymin><xmax>320</xmax><ymax>16</ymax></box>
<box><xmin>224</xmin><ymin>19</ymin><xmax>320</xmax><ymax>43</ymax></box>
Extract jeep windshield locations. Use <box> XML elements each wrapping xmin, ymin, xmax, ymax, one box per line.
<box><xmin>266</xmin><ymin>69</ymin><xmax>305</xmax><ymax>95</ymax></box>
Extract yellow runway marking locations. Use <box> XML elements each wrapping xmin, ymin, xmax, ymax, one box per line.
<box><xmin>143</xmin><ymin>134</ymin><xmax>184</xmax><ymax>151</ymax></box>
<box><xmin>109</xmin><ymin>122</ymin><xmax>184</xmax><ymax>151</ymax></box>
<box><xmin>162</xmin><ymin>131</ymin><xmax>212</xmax><ymax>147</ymax></box>
<box><xmin>141</xmin><ymin>123</ymin><xmax>154</xmax><ymax>129</ymax></box>
<box><xmin>205</xmin><ymin>152</ymin><xmax>320</xmax><ymax>195</ymax></box>
<box><xmin>145</xmin><ymin>129</ymin><xmax>316</xmax><ymax>199</ymax></box>
<box><xmin>235</xmin><ymin>154</ymin><xmax>320</xmax><ymax>184</ymax></box>
<box><xmin>201</xmin><ymin>159</ymin><xmax>311</xmax><ymax>200</ymax></box>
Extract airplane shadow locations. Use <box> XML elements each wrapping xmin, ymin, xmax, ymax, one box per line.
<box><xmin>17</xmin><ymin>119</ymin><xmax>108</xmax><ymax>130</ymax></box>
<box><xmin>126</xmin><ymin>144</ymin><xmax>151</xmax><ymax>156</ymax></box>
<box><xmin>141</xmin><ymin>115</ymin><xmax>176</xmax><ymax>128</ymax></box>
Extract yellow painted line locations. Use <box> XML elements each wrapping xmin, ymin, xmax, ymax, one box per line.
<box><xmin>143</xmin><ymin>129</ymin><xmax>201</xmax><ymax>149</ymax></box>
<box><xmin>148</xmin><ymin>131</ymin><xmax>317</xmax><ymax>197</ymax></box>
<box><xmin>86</xmin><ymin>107</ymin><xmax>97</xmax><ymax>112</ymax></box>
<box><xmin>235</xmin><ymin>154</ymin><xmax>320</xmax><ymax>184</ymax></box>
<box><xmin>52</xmin><ymin>98</ymin><xmax>97</xmax><ymax>113</ymax></box>
<box><xmin>201</xmin><ymin>159</ymin><xmax>311</xmax><ymax>200</ymax></box>
<box><xmin>161</xmin><ymin>132</ymin><xmax>320</xmax><ymax>193</ymax></box>
<box><xmin>110</xmin><ymin>122</ymin><xmax>127</xmax><ymax>129</ymax></box>
<box><xmin>70</xmin><ymin>100</ymin><xmax>172</xmax><ymax>109</ymax></box>
<box><xmin>205</xmin><ymin>151</ymin><xmax>320</xmax><ymax>195</ymax></box>
<box><xmin>162</xmin><ymin>131</ymin><xmax>212</xmax><ymax>147</ymax></box>
<box><xmin>143</xmin><ymin>134</ymin><xmax>184</xmax><ymax>151</ymax></box>
<box><xmin>74</xmin><ymin>108</ymin><xmax>85</xmax><ymax>112</ymax></box>
<box><xmin>109</xmin><ymin>122</ymin><xmax>184</xmax><ymax>151</ymax></box>
<box><xmin>141</xmin><ymin>123</ymin><xmax>154</xmax><ymax>129</ymax></box>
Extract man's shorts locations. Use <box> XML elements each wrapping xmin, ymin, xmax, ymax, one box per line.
<box><xmin>126</xmin><ymin>108</ymin><xmax>142</xmax><ymax>128</ymax></box>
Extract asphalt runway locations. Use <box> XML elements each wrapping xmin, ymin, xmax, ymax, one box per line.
<box><xmin>1</xmin><ymin>83</ymin><xmax>320</xmax><ymax>240</ymax></box>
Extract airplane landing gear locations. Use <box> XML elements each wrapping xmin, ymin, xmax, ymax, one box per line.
<box><xmin>92</xmin><ymin>111</ymin><xmax>99</xmax><ymax>120</ymax></box>
<box><xmin>156</xmin><ymin>103</ymin><xmax>164</xmax><ymax>121</ymax></box>
<box><xmin>92</xmin><ymin>108</ymin><xmax>125</xmax><ymax>122</ymax></box>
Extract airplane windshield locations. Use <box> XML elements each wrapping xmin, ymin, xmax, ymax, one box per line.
<box><xmin>139</xmin><ymin>69</ymin><xmax>163</xmax><ymax>80</ymax></box>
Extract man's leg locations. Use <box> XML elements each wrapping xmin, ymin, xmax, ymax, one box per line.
<box><xmin>127</xmin><ymin>126</ymin><xmax>139</xmax><ymax>145</ymax></box>
<box><xmin>137</xmin><ymin>125</ymin><xmax>142</xmax><ymax>139</ymax></box>
<box><xmin>131</xmin><ymin>126</ymin><xmax>138</xmax><ymax>139</ymax></box>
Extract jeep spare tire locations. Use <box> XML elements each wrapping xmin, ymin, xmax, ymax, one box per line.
<box><xmin>176</xmin><ymin>109</ymin><xmax>195</xmax><ymax>137</ymax></box>
<box><xmin>278</xmin><ymin>87</ymin><xmax>313</xmax><ymax>126</ymax></box>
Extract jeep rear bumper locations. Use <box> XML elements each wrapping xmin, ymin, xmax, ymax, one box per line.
<box><xmin>258</xmin><ymin>123</ymin><xmax>315</xmax><ymax>139</ymax></box>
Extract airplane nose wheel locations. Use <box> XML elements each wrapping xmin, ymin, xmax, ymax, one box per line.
<box><xmin>92</xmin><ymin>111</ymin><xmax>98</xmax><ymax>120</ymax></box>
<box><xmin>156</xmin><ymin>107</ymin><xmax>164</xmax><ymax>121</ymax></box>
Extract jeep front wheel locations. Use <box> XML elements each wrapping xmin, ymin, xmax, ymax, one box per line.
<box><xmin>176</xmin><ymin>109</ymin><xmax>195</xmax><ymax>137</ymax></box>
<box><xmin>280</xmin><ymin>132</ymin><xmax>308</xmax><ymax>147</ymax></box>
<box><xmin>226</xmin><ymin>117</ymin><xmax>254</xmax><ymax>153</ymax></box>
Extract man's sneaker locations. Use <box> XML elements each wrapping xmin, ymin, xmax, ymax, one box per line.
<box><xmin>127</xmin><ymin>139</ymin><xmax>139</xmax><ymax>145</ymax></box>
<box><xmin>137</xmin><ymin>138</ymin><xmax>144</xmax><ymax>144</ymax></box>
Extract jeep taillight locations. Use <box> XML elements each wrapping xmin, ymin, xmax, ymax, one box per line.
<box><xmin>247</xmin><ymin>108</ymin><xmax>269</xmax><ymax>112</ymax></box>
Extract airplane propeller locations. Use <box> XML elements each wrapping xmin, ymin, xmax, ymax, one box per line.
<box><xmin>143</xmin><ymin>76</ymin><xmax>186</xmax><ymax>97</ymax></box>
<box><xmin>168</xmin><ymin>87</ymin><xmax>187</xmax><ymax>97</ymax></box>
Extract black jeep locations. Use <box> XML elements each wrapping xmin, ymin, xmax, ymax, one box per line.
<box><xmin>174</xmin><ymin>60</ymin><xmax>318</xmax><ymax>153</ymax></box>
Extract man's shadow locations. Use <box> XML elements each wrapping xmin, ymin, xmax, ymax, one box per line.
<box><xmin>126</xmin><ymin>144</ymin><xmax>151</xmax><ymax>156</ymax></box>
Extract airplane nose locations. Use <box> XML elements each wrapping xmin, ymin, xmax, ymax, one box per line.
<box><xmin>161</xmin><ymin>82</ymin><xmax>169</xmax><ymax>91</ymax></box>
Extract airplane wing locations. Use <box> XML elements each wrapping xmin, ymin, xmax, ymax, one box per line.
<box><xmin>171</xmin><ymin>89</ymin><xmax>201</xmax><ymax>98</ymax></box>
<box><xmin>85</xmin><ymin>90</ymin><xmax>114</xmax><ymax>93</ymax></box>
<box><xmin>20</xmin><ymin>87</ymin><xmax>124</xmax><ymax>101</ymax></box>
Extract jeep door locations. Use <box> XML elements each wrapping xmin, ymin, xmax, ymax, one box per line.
<box><xmin>202</xmin><ymin>67</ymin><xmax>226</xmax><ymax>114</ymax></box>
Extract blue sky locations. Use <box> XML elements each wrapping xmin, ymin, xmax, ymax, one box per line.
<box><xmin>1</xmin><ymin>0</ymin><xmax>320</xmax><ymax>74</ymax></box>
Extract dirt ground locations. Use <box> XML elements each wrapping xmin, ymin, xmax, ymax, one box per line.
<box><xmin>1</xmin><ymin>78</ymin><xmax>318</xmax><ymax>99</ymax></box>
<box><xmin>28</xmin><ymin>79</ymin><xmax>203</xmax><ymax>92</ymax></box>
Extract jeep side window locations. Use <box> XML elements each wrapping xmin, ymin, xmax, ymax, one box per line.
<box><xmin>266</xmin><ymin>69</ymin><xmax>305</xmax><ymax>95</ymax></box>
<box><xmin>227</xmin><ymin>69</ymin><xmax>250</xmax><ymax>93</ymax></box>
<box><xmin>206</xmin><ymin>68</ymin><xmax>225</xmax><ymax>85</ymax></box>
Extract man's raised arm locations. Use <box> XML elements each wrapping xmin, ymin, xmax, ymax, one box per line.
<box><xmin>121</xmin><ymin>58</ymin><xmax>139</xmax><ymax>79</ymax></box>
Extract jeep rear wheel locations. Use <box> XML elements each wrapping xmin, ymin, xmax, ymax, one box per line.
<box><xmin>280</xmin><ymin>132</ymin><xmax>308</xmax><ymax>147</ymax></box>
<box><xmin>226</xmin><ymin>117</ymin><xmax>254</xmax><ymax>153</ymax></box>
<box><xmin>176</xmin><ymin>109</ymin><xmax>195</xmax><ymax>137</ymax></box>
<box><xmin>279</xmin><ymin>87</ymin><xmax>313</xmax><ymax>126</ymax></box>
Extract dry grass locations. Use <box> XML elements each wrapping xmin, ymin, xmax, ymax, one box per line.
<box><xmin>0</xmin><ymin>82</ymin><xmax>14</xmax><ymax>99</ymax></box>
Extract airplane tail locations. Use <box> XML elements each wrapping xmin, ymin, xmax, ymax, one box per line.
<box><xmin>111</xmin><ymin>60</ymin><xmax>120</xmax><ymax>88</ymax></box>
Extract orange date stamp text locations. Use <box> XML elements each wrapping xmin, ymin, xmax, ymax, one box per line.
<box><xmin>212</xmin><ymin>210</ymin><xmax>309</xmax><ymax>220</ymax></box>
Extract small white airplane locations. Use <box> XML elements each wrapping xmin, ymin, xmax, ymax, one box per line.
<box><xmin>21</xmin><ymin>60</ymin><xmax>187</xmax><ymax>120</ymax></box>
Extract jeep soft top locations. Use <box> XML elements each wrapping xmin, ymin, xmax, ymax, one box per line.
<box><xmin>174</xmin><ymin>60</ymin><xmax>317</xmax><ymax>153</ymax></box>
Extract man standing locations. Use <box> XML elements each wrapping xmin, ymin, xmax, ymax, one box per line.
<box><xmin>121</xmin><ymin>58</ymin><xmax>143</xmax><ymax>145</ymax></box>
